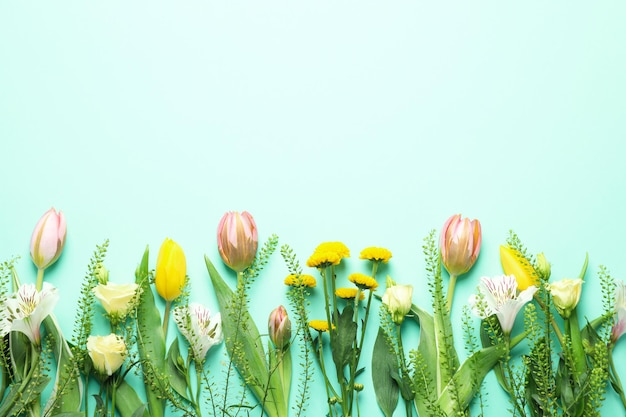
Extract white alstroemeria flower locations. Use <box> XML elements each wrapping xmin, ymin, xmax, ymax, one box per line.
<box><xmin>612</xmin><ymin>280</ymin><xmax>626</xmax><ymax>344</ymax></box>
<box><xmin>2</xmin><ymin>283</ymin><xmax>59</xmax><ymax>345</ymax></box>
<box><xmin>469</xmin><ymin>275</ymin><xmax>537</xmax><ymax>335</ymax></box>
<box><xmin>173</xmin><ymin>303</ymin><xmax>223</xmax><ymax>363</ymax></box>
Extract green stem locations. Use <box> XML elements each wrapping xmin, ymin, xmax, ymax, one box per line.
<box><xmin>533</xmin><ymin>294</ymin><xmax>565</xmax><ymax>346</ymax></box>
<box><xmin>316</xmin><ymin>331</ymin><xmax>336</xmax><ymax>417</ymax></box>
<box><xmin>35</xmin><ymin>268</ymin><xmax>44</xmax><ymax>291</ymax></box>
<box><xmin>162</xmin><ymin>300</ymin><xmax>172</xmax><ymax>342</ymax></box>
<box><xmin>194</xmin><ymin>362</ymin><xmax>204</xmax><ymax>417</ymax></box>
<box><xmin>112</xmin><ymin>379</ymin><xmax>117</xmax><ymax>417</ymax></box>
<box><xmin>566</xmin><ymin>307</ymin><xmax>586</xmax><ymax>379</ymax></box>
<box><xmin>320</xmin><ymin>267</ymin><xmax>335</xmax><ymax>350</ymax></box>
<box><xmin>446</xmin><ymin>274</ymin><xmax>457</xmax><ymax>313</ymax></box>
<box><xmin>609</xmin><ymin>347</ymin><xmax>626</xmax><ymax>410</ymax></box>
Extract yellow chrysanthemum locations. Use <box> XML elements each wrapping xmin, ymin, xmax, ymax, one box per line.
<box><xmin>335</xmin><ymin>287</ymin><xmax>365</xmax><ymax>300</ymax></box>
<box><xmin>306</xmin><ymin>251</ymin><xmax>342</xmax><ymax>268</ymax></box>
<box><xmin>359</xmin><ymin>247</ymin><xmax>392</xmax><ymax>263</ymax></box>
<box><xmin>314</xmin><ymin>242</ymin><xmax>350</xmax><ymax>259</ymax></box>
<box><xmin>309</xmin><ymin>320</ymin><xmax>333</xmax><ymax>332</ymax></box>
<box><xmin>348</xmin><ymin>273</ymin><xmax>378</xmax><ymax>290</ymax></box>
<box><xmin>284</xmin><ymin>274</ymin><xmax>317</xmax><ymax>288</ymax></box>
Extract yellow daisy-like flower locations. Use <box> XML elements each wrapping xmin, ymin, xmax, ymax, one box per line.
<box><xmin>359</xmin><ymin>247</ymin><xmax>392</xmax><ymax>263</ymax></box>
<box><xmin>335</xmin><ymin>287</ymin><xmax>365</xmax><ymax>300</ymax></box>
<box><xmin>306</xmin><ymin>251</ymin><xmax>342</xmax><ymax>268</ymax></box>
<box><xmin>314</xmin><ymin>242</ymin><xmax>350</xmax><ymax>259</ymax></box>
<box><xmin>309</xmin><ymin>320</ymin><xmax>333</xmax><ymax>332</ymax></box>
<box><xmin>348</xmin><ymin>273</ymin><xmax>378</xmax><ymax>290</ymax></box>
<box><xmin>284</xmin><ymin>274</ymin><xmax>317</xmax><ymax>288</ymax></box>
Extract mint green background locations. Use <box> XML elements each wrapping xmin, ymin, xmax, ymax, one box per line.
<box><xmin>1</xmin><ymin>2</ymin><xmax>625</xmax><ymax>415</ymax></box>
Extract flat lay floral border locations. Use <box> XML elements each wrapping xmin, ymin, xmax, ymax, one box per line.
<box><xmin>1</xmin><ymin>208</ymin><xmax>625</xmax><ymax>417</ymax></box>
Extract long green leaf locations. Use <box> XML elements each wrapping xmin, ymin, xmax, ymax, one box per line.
<box><xmin>409</xmin><ymin>303</ymin><xmax>438</xmax><ymax>416</ymax></box>
<box><xmin>135</xmin><ymin>247</ymin><xmax>166</xmax><ymax>417</ymax></box>
<box><xmin>205</xmin><ymin>255</ymin><xmax>285</xmax><ymax>417</ymax></box>
<box><xmin>372</xmin><ymin>328</ymin><xmax>399</xmax><ymax>417</ymax></box>
<box><xmin>115</xmin><ymin>380</ymin><xmax>150</xmax><ymax>417</ymax></box>
<box><xmin>436</xmin><ymin>344</ymin><xmax>506</xmax><ymax>416</ymax></box>
<box><xmin>43</xmin><ymin>314</ymin><xmax>83</xmax><ymax>414</ymax></box>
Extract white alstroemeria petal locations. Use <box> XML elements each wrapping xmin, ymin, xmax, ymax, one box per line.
<box><xmin>469</xmin><ymin>275</ymin><xmax>536</xmax><ymax>335</ymax></box>
<box><xmin>7</xmin><ymin>283</ymin><xmax>59</xmax><ymax>345</ymax></box>
<box><xmin>174</xmin><ymin>303</ymin><xmax>223</xmax><ymax>362</ymax></box>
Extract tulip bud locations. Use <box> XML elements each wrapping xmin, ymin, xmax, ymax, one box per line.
<box><xmin>268</xmin><ymin>305</ymin><xmax>291</xmax><ymax>350</ymax></box>
<box><xmin>382</xmin><ymin>282</ymin><xmax>413</xmax><ymax>325</ymax></box>
<box><xmin>548</xmin><ymin>278</ymin><xmax>583</xmax><ymax>319</ymax></box>
<box><xmin>440</xmin><ymin>214</ymin><xmax>481</xmax><ymax>277</ymax></box>
<box><xmin>535</xmin><ymin>253</ymin><xmax>551</xmax><ymax>280</ymax></box>
<box><xmin>500</xmin><ymin>245</ymin><xmax>540</xmax><ymax>291</ymax></box>
<box><xmin>155</xmin><ymin>238</ymin><xmax>187</xmax><ymax>301</ymax></box>
<box><xmin>87</xmin><ymin>334</ymin><xmax>127</xmax><ymax>377</ymax></box>
<box><xmin>217</xmin><ymin>211</ymin><xmax>258</xmax><ymax>272</ymax></box>
<box><xmin>30</xmin><ymin>208</ymin><xmax>67</xmax><ymax>271</ymax></box>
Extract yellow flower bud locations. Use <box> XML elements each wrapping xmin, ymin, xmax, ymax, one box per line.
<box><xmin>499</xmin><ymin>245</ymin><xmax>539</xmax><ymax>291</ymax></box>
<box><xmin>155</xmin><ymin>238</ymin><xmax>186</xmax><ymax>301</ymax></box>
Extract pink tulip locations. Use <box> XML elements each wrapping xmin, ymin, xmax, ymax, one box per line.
<box><xmin>268</xmin><ymin>305</ymin><xmax>291</xmax><ymax>350</ymax></box>
<box><xmin>440</xmin><ymin>214</ymin><xmax>481</xmax><ymax>277</ymax></box>
<box><xmin>30</xmin><ymin>208</ymin><xmax>66</xmax><ymax>271</ymax></box>
<box><xmin>217</xmin><ymin>211</ymin><xmax>258</xmax><ymax>272</ymax></box>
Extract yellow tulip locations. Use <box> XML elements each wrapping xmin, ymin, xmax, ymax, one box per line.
<box><xmin>499</xmin><ymin>245</ymin><xmax>540</xmax><ymax>291</ymax></box>
<box><xmin>155</xmin><ymin>238</ymin><xmax>186</xmax><ymax>301</ymax></box>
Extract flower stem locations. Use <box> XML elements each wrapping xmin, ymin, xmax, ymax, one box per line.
<box><xmin>35</xmin><ymin>268</ymin><xmax>44</xmax><ymax>291</ymax></box>
<box><xmin>162</xmin><ymin>300</ymin><xmax>172</xmax><ymax>341</ymax></box>
<box><xmin>609</xmin><ymin>347</ymin><xmax>626</xmax><ymax>410</ymax></box>
<box><xmin>446</xmin><ymin>274</ymin><xmax>457</xmax><ymax>313</ymax></box>
<box><xmin>194</xmin><ymin>362</ymin><xmax>204</xmax><ymax>417</ymax></box>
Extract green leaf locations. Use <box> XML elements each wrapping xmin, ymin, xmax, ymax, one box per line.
<box><xmin>115</xmin><ymin>380</ymin><xmax>150</xmax><ymax>417</ymax></box>
<box><xmin>409</xmin><ymin>303</ymin><xmax>438</xmax><ymax>416</ymax></box>
<box><xmin>436</xmin><ymin>345</ymin><xmax>506</xmax><ymax>416</ymax></box>
<box><xmin>166</xmin><ymin>339</ymin><xmax>190</xmax><ymax>401</ymax></box>
<box><xmin>372</xmin><ymin>328</ymin><xmax>399</xmax><ymax>417</ymax></box>
<box><xmin>52</xmin><ymin>413</ymin><xmax>85</xmax><ymax>417</ymax></box>
<box><xmin>43</xmin><ymin>314</ymin><xmax>83</xmax><ymax>414</ymax></box>
<box><xmin>0</xmin><ymin>383</ymin><xmax>20</xmax><ymax>417</ymax></box>
<box><xmin>116</xmin><ymin>380</ymin><xmax>150</xmax><ymax>417</ymax></box>
<box><xmin>205</xmin><ymin>255</ymin><xmax>285</xmax><ymax>417</ymax></box>
<box><xmin>330</xmin><ymin>305</ymin><xmax>358</xmax><ymax>374</ymax></box>
<box><xmin>135</xmin><ymin>246</ymin><xmax>166</xmax><ymax>417</ymax></box>
<box><xmin>93</xmin><ymin>394</ymin><xmax>106</xmax><ymax>417</ymax></box>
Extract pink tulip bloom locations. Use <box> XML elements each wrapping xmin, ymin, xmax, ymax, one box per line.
<box><xmin>217</xmin><ymin>211</ymin><xmax>258</xmax><ymax>272</ymax></box>
<box><xmin>30</xmin><ymin>208</ymin><xmax>66</xmax><ymax>271</ymax></box>
<box><xmin>268</xmin><ymin>305</ymin><xmax>291</xmax><ymax>350</ymax></box>
<box><xmin>440</xmin><ymin>214</ymin><xmax>482</xmax><ymax>277</ymax></box>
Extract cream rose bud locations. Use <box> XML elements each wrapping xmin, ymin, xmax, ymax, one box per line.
<box><xmin>93</xmin><ymin>282</ymin><xmax>139</xmax><ymax>317</ymax></box>
<box><xmin>548</xmin><ymin>278</ymin><xmax>583</xmax><ymax>318</ymax></box>
<box><xmin>87</xmin><ymin>334</ymin><xmax>127</xmax><ymax>376</ymax></box>
<box><xmin>382</xmin><ymin>284</ymin><xmax>413</xmax><ymax>325</ymax></box>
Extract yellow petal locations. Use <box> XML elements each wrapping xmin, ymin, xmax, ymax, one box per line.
<box><xmin>500</xmin><ymin>245</ymin><xmax>539</xmax><ymax>290</ymax></box>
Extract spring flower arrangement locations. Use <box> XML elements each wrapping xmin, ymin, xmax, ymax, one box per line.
<box><xmin>1</xmin><ymin>209</ymin><xmax>625</xmax><ymax>416</ymax></box>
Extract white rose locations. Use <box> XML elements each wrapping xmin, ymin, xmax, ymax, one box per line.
<box><xmin>548</xmin><ymin>278</ymin><xmax>583</xmax><ymax>318</ymax></box>
<box><xmin>87</xmin><ymin>334</ymin><xmax>127</xmax><ymax>376</ymax></box>
<box><xmin>93</xmin><ymin>282</ymin><xmax>139</xmax><ymax>317</ymax></box>
<box><xmin>382</xmin><ymin>284</ymin><xmax>413</xmax><ymax>325</ymax></box>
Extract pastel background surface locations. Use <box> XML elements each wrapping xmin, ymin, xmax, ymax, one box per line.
<box><xmin>1</xmin><ymin>2</ymin><xmax>625</xmax><ymax>415</ymax></box>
